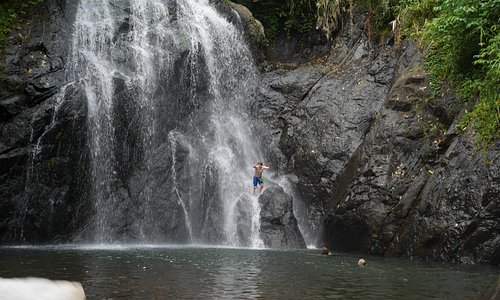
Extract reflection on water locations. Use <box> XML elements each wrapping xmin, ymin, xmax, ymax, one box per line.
<box><xmin>0</xmin><ymin>246</ymin><xmax>497</xmax><ymax>299</ymax></box>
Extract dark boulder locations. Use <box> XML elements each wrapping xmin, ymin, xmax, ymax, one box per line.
<box><xmin>259</xmin><ymin>186</ymin><xmax>306</xmax><ymax>249</ymax></box>
<box><xmin>321</xmin><ymin>61</ymin><xmax>500</xmax><ymax>264</ymax></box>
<box><xmin>228</xmin><ymin>2</ymin><xmax>267</xmax><ymax>63</ymax></box>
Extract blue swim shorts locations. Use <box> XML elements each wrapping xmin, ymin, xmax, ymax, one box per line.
<box><xmin>253</xmin><ymin>176</ymin><xmax>263</xmax><ymax>187</ymax></box>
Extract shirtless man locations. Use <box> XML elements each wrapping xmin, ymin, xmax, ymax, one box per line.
<box><xmin>253</xmin><ymin>161</ymin><xmax>270</xmax><ymax>194</ymax></box>
<box><xmin>321</xmin><ymin>242</ymin><xmax>329</xmax><ymax>255</ymax></box>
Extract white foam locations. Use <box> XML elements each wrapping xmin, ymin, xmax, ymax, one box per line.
<box><xmin>1</xmin><ymin>243</ymin><xmax>269</xmax><ymax>251</ymax></box>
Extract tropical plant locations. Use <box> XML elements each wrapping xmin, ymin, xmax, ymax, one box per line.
<box><xmin>316</xmin><ymin>0</ymin><xmax>347</xmax><ymax>39</ymax></box>
<box><xmin>419</xmin><ymin>0</ymin><xmax>499</xmax><ymax>149</ymax></box>
<box><xmin>0</xmin><ymin>0</ymin><xmax>44</xmax><ymax>48</ymax></box>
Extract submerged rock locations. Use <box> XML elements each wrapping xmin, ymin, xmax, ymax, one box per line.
<box><xmin>258</xmin><ymin>186</ymin><xmax>306</xmax><ymax>249</ymax></box>
<box><xmin>479</xmin><ymin>275</ymin><xmax>500</xmax><ymax>300</ymax></box>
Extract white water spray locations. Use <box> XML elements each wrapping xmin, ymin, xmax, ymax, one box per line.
<box><xmin>71</xmin><ymin>0</ymin><xmax>264</xmax><ymax>246</ymax></box>
<box><xmin>71</xmin><ymin>0</ymin><xmax>118</xmax><ymax>242</ymax></box>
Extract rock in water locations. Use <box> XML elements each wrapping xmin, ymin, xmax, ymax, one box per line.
<box><xmin>0</xmin><ymin>277</ymin><xmax>86</xmax><ymax>300</ymax></box>
<box><xmin>258</xmin><ymin>186</ymin><xmax>307</xmax><ymax>249</ymax></box>
<box><xmin>478</xmin><ymin>275</ymin><xmax>500</xmax><ymax>300</ymax></box>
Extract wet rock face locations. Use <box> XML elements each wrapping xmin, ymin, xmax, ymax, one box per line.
<box><xmin>0</xmin><ymin>0</ymin><xmax>89</xmax><ymax>243</ymax></box>
<box><xmin>0</xmin><ymin>0</ymin><xmax>74</xmax><ymax>119</ymax></box>
<box><xmin>259</xmin><ymin>186</ymin><xmax>306</xmax><ymax>249</ymax></box>
<box><xmin>255</xmin><ymin>11</ymin><xmax>499</xmax><ymax>264</ymax></box>
<box><xmin>321</xmin><ymin>62</ymin><xmax>500</xmax><ymax>265</ymax></box>
<box><xmin>255</xmin><ymin>15</ymin><xmax>397</xmax><ymax>243</ymax></box>
<box><xmin>228</xmin><ymin>2</ymin><xmax>267</xmax><ymax>62</ymax></box>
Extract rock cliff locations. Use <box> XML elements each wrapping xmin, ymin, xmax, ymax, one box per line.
<box><xmin>253</xmin><ymin>12</ymin><xmax>499</xmax><ymax>264</ymax></box>
<box><xmin>0</xmin><ymin>1</ymin><xmax>498</xmax><ymax>262</ymax></box>
<box><xmin>0</xmin><ymin>0</ymin><xmax>89</xmax><ymax>243</ymax></box>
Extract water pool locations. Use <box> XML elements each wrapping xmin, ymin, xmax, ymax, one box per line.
<box><xmin>0</xmin><ymin>246</ymin><xmax>497</xmax><ymax>299</ymax></box>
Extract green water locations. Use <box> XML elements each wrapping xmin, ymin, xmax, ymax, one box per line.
<box><xmin>0</xmin><ymin>246</ymin><xmax>497</xmax><ymax>299</ymax></box>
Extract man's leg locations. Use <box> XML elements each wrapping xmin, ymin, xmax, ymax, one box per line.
<box><xmin>253</xmin><ymin>177</ymin><xmax>257</xmax><ymax>194</ymax></box>
<box><xmin>260</xmin><ymin>184</ymin><xmax>264</xmax><ymax>192</ymax></box>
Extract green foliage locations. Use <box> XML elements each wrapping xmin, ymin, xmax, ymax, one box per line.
<box><xmin>395</xmin><ymin>0</ymin><xmax>437</xmax><ymax>35</ymax></box>
<box><xmin>47</xmin><ymin>157</ymin><xmax>59</xmax><ymax>170</ymax></box>
<box><xmin>457</xmin><ymin>28</ymin><xmax>500</xmax><ymax>149</ymax></box>
<box><xmin>421</xmin><ymin>1</ymin><xmax>494</xmax><ymax>82</ymax></box>
<box><xmin>315</xmin><ymin>0</ymin><xmax>431</xmax><ymax>39</ymax></box>
<box><xmin>316</xmin><ymin>0</ymin><xmax>346</xmax><ymax>39</ymax></box>
<box><xmin>357</xmin><ymin>0</ymin><xmax>397</xmax><ymax>34</ymax></box>
<box><xmin>232</xmin><ymin>0</ymin><xmax>317</xmax><ymax>40</ymax></box>
<box><xmin>0</xmin><ymin>6</ymin><xmax>18</xmax><ymax>47</ymax></box>
<box><xmin>282</xmin><ymin>0</ymin><xmax>317</xmax><ymax>35</ymax></box>
<box><xmin>418</xmin><ymin>0</ymin><xmax>499</xmax><ymax>149</ymax></box>
<box><xmin>0</xmin><ymin>0</ymin><xmax>44</xmax><ymax>48</ymax></box>
<box><xmin>459</xmin><ymin>96</ymin><xmax>499</xmax><ymax>149</ymax></box>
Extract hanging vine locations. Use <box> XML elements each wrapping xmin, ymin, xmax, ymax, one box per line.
<box><xmin>316</xmin><ymin>0</ymin><xmax>347</xmax><ymax>39</ymax></box>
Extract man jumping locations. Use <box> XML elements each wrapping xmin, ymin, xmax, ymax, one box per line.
<box><xmin>253</xmin><ymin>161</ymin><xmax>270</xmax><ymax>194</ymax></box>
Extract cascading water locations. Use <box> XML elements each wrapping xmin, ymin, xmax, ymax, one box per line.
<box><xmin>71</xmin><ymin>0</ymin><xmax>118</xmax><ymax>242</ymax></box>
<box><xmin>71</xmin><ymin>0</ymin><xmax>264</xmax><ymax>246</ymax></box>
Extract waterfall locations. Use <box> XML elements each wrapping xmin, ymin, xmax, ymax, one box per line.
<box><xmin>72</xmin><ymin>0</ymin><xmax>118</xmax><ymax>242</ymax></box>
<box><xmin>71</xmin><ymin>0</ymin><xmax>263</xmax><ymax>246</ymax></box>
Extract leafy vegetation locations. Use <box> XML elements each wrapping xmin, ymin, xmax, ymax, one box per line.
<box><xmin>414</xmin><ymin>0</ymin><xmax>499</xmax><ymax>149</ymax></box>
<box><xmin>231</xmin><ymin>0</ymin><xmax>318</xmax><ymax>40</ymax></box>
<box><xmin>316</xmin><ymin>0</ymin><xmax>350</xmax><ymax>39</ymax></box>
<box><xmin>0</xmin><ymin>0</ymin><xmax>44</xmax><ymax>49</ymax></box>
